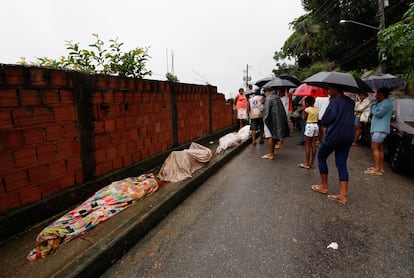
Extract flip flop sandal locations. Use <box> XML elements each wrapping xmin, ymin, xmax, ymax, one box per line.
<box><xmin>364</xmin><ymin>169</ymin><xmax>383</xmax><ymax>176</ymax></box>
<box><xmin>298</xmin><ymin>163</ymin><xmax>311</xmax><ymax>169</ymax></box>
<box><xmin>311</xmin><ymin>185</ymin><xmax>328</xmax><ymax>194</ymax></box>
<box><xmin>327</xmin><ymin>194</ymin><xmax>347</xmax><ymax>205</ymax></box>
<box><xmin>261</xmin><ymin>154</ymin><xmax>274</xmax><ymax>160</ymax></box>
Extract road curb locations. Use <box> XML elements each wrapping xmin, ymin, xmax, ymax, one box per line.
<box><xmin>54</xmin><ymin>138</ymin><xmax>251</xmax><ymax>278</ymax></box>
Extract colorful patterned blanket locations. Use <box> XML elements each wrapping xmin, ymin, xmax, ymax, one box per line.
<box><xmin>27</xmin><ymin>173</ymin><xmax>158</xmax><ymax>261</ymax></box>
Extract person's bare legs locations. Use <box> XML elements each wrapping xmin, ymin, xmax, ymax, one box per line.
<box><xmin>311</xmin><ymin>173</ymin><xmax>328</xmax><ymax>193</ymax></box>
<box><xmin>259</xmin><ymin>130</ymin><xmax>264</xmax><ymax>144</ymax></box>
<box><xmin>311</xmin><ymin>137</ymin><xmax>317</xmax><ymax>167</ymax></box>
<box><xmin>328</xmin><ymin>181</ymin><xmax>348</xmax><ymax>204</ymax></box>
<box><xmin>353</xmin><ymin>125</ymin><xmax>361</xmax><ymax>145</ymax></box>
<box><xmin>264</xmin><ymin>137</ymin><xmax>275</xmax><ymax>159</ymax></box>
<box><xmin>251</xmin><ymin>130</ymin><xmax>257</xmax><ymax>145</ymax></box>
<box><xmin>304</xmin><ymin>135</ymin><xmax>311</xmax><ymax>166</ymax></box>
<box><xmin>379</xmin><ymin>143</ymin><xmax>385</xmax><ymax>172</ymax></box>
<box><xmin>371</xmin><ymin>142</ymin><xmax>382</xmax><ymax>172</ymax></box>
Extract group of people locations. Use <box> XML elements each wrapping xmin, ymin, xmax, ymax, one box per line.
<box><xmin>235</xmin><ymin>85</ymin><xmax>289</xmax><ymax>160</ymax></box>
<box><xmin>235</xmin><ymin>84</ymin><xmax>394</xmax><ymax>205</ymax></box>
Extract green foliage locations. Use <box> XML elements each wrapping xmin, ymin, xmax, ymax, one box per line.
<box><xmin>274</xmin><ymin>0</ymin><xmax>413</xmax><ymax>77</ymax></box>
<box><xmin>378</xmin><ymin>3</ymin><xmax>414</xmax><ymax>74</ymax></box>
<box><xmin>18</xmin><ymin>34</ymin><xmax>152</xmax><ymax>78</ymax></box>
<box><xmin>165</xmin><ymin>72</ymin><xmax>179</xmax><ymax>82</ymax></box>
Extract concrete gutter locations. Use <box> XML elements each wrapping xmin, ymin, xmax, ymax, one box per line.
<box><xmin>0</xmin><ymin>128</ymin><xmax>250</xmax><ymax>278</ymax></box>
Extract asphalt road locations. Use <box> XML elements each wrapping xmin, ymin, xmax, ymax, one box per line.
<box><xmin>102</xmin><ymin>134</ymin><xmax>414</xmax><ymax>277</ymax></box>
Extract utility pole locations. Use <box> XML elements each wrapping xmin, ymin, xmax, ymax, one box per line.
<box><xmin>377</xmin><ymin>0</ymin><xmax>386</xmax><ymax>73</ymax></box>
<box><xmin>243</xmin><ymin>64</ymin><xmax>251</xmax><ymax>88</ymax></box>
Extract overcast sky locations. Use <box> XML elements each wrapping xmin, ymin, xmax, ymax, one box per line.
<box><xmin>0</xmin><ymin>0</ymin><xmax>306</xmax><ymax>99</ymax></box>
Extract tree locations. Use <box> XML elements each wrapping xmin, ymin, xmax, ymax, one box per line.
<box><xmin>275</xmin><ymin>0</ymin><xmax>413</xmax><ymax>74</ymax></box>
<box><xmin>378</xmin><ymin>3</ymin><xmax>414</xmax><ymax>88</ymax></box>
<box><xmin>18</xmin><ymin>34</ymin><xmax>152</xmax><ymax>78</ymax></box>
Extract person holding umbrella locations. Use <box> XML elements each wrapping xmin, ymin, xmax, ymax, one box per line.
<box><xmin>303</xmin><ymin>71</ymin><xmax>357</xmax><ymax>205</ymax></box>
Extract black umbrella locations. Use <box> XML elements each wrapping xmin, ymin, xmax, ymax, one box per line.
<box><xmin>277</xmin><ymin>74</ymin><xmax>301</xmax><ymax>86</ymax></box>
<box><xmin>263</xmin><ymin>77</ymin><xmax>297</xmax><ymax>89</ymax></box>
<box><xmin>303</xmin><ymin>71</ymin><xmax>365</xmax><ymax>93</ymax></box>
<box><xmin>254</xmin><ymin>76</ymin><xmax>274</xmax><ymax>87</ymax></box>
<box><xmin>362</xmin><ymin>73</ymin><xmax>406</xmax><ymax>89</ymax></box>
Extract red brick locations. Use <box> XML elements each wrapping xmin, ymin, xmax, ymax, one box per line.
<box><xmin>13</xmin><ymin>148</ymin><xmax>37</xmax><ymax>168</ymax></box>
<box><xmin>73</xmin><ymin>141</ymin><xmax>80</xmax><ymax>154</ymax></box>
<box><xmin>50</xmin><ymin>70</ymin><xmax>67</xmax><ymax>87</ymax></box>
<box><xmin>106</xmin><ymin>146</ymin><xmax>117</xmax><ymax>159</ymax></box>
<box><xmin>117</xmin><ymin>143</ymin><xmax>128</xmax><ymax>155</ymax></box>
<box><xmin>129</xmin><ymin>129</ymin><xmax>138</xmax><ymax>140</ymax></box>
<box><xmin>95</xmin><ymin>161</ymin><xmax>112</xmax><ymax>176</ymax></box>
<box><xmin>95</xmin><ymin>133</ymin><xmax>110</xmax><ymax>148</ymax></box>
<box><xmin>1</xmin><ymin>129</ymin><xmax>24</xmax><ymax>150</ymax></box>
<box><xmin>94</xmin><ymin>120</ymin><xmax>104</xmax><ymax>133</ymax></box>
<box><xmin>113</xmin><ymin>157</ymin><xmax>123</xmax><ymax>169</ymax></box>
<box><xmin>4</xmin><ymin>67</ymin><xmax>25</xmax><ymax>86</ymax></box>
<box><xmin>125</xmin><ymin>92</ymin><xmax>133</xmax><ymax>102</ymax></box>
<box><xmin>110</xmin><ymin>132</ymin><xmax>121</xmax><ymax>143</ymax></box>
<box><xmin>122</xmin><ymin>154</ymin><xmax>132</xmax><ymax>166</ymax></box>
<box><xmin>125</xmin><ymin>118</ymin><xmax>135</xmax><ymax>128</ymax></box>
<box><xmin>0</xmin><ymin>151</ymin><xmax>14</xmax><ymax>173</ymax></box>
<box><xmin>0</xmin><ymin>110</ymin><xmax>13</xmax><ymax>128</ymax></box>
<box><xmin>20</xmin><ymin>89</ymin><xmax>40</xmax><ymax>106</ymax></box>
<box><xmin>27</xmin><ymin>164</ymin><xmax>49</xmax><ymax>184</ymax></box>
<box><xmin>132</xmin><ymin>151</ymin><xmax>142</xmax><ymax>162</ymax></box>
<box><xmin>66</xmin><ymin>156</ymin><xmax>81</xmax><ymax>171</ymax></box>
<box><xmin>0</xmin><ymin>192</ymin><xmax>21</xmax><ymax>213</ymax></box>
<box><xmin>37</xmin><ymin>144</ymin><xmax>56</xmax><ymax>161</ymax></box>
<box><xmin>29</xmin><ymin>68</ymin><xmax>47</xmax><ymax>87</ymax></box>
<box><xmin>48</xmin><ymin>159</ymin><xmax>67</xmax><ymax>177</ymax></box>
<box><xmin>23</xmin><ymin>127</ymin><xmax>45</xmax><ymax>145</ymax></box>
<box><xmin>114</xmin><ymin>92</ymin><xmax>124</xmax><ymax>102</ymax></box>
<box><xmin>92</xmin><ymin>75</ymin><xmax>107</xmax><ymax>89</ymax></box>
<box><xmin>60</xmin><ymin>89</ymin><xmax>74</xmax><ymax>104</ymax></box>
<box><xmin>63</xmin><ymin>122</ymin><xmax>78</xmax><ymax>138</ymax></box>
<box><xmin>12</xmin><ymin>107</ymin><xmax>36</xmax><ymax>127</ymax></box>
<box><xmin>115</xmin><ymin>118</ymin><xmax>125</xmax><ymax>129</ymax></box>
<box><xmin>35</xmin><ymin>107</ymin><xmax>54</xmax><ymax>124</ymax></box>
<box><xmin>42</xmin><ymin>89</ymin><xmax>60</xmax><ymax>104</ymax></box>
<box><xmin>104</xmin><ymin>118</ymin><xmax>115</xmax><ymax>132</ymax></box>
<box><xmin>3</xmin><ymin>170</ymin><xmax>28</xmax><ymax>192</ymax></box>
<box><xmin>58</xmin><ymin>173</ymin><xmax>75</xmax><ymax>189</ymax></box>
<box><xmin>38</xmin><ymin>178</ymin><xmax>59</xmax><ymax>197</ymax></box>
<box><xmin>56</xmin><ymin>140</ymin><xmax>75</xmax><ymax>156</ymax></box>
<box><xmin>103</xmin><ymin>91</ymin><xmax>114</xmax><ymax>102</ymax></box>
<box><xmin>0</xmin><ymin>89</ymin><xmax>19</xmax><ymax>107</ymax></box>
<box><xmin>53</xmin><ymin>105</ymin><xmax>76</xmax><ymax>122</ymax></box>
<box><xmin>45</xmin><ymin>124</ymin><xmax>63</xmax><ymax>141</ymax></box>
<box><xmin>19</xmin><ymin>185</ymin><xmax>41</xmax><ymax>206</ymax></box>
<box><xmin>95</xmin><ymin>148</ymin><xmax>106</xmax><ymax>163</ymax></box>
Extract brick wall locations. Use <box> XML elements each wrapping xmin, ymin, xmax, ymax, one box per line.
<box><xmin>0</xmin><ymin>64</ymin><xmax>235</xmax><ymax>214</ymax></box>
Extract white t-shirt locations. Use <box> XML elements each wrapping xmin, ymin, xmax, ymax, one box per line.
<box><xmin>280</xmin><ymin>95</ymin><xmax>289</xmax><ymax>116</ymax></box>
<box><xmin>248</xmin><ymin>95</ymin><xmax>264</xmax><ymax>119</ymax></box>
<box><xmin>314</xmin><ymin>96</ymin><xmax>330</xmax><ymax>120</ymax></box>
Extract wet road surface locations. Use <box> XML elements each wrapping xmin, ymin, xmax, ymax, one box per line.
<box><xmin>103</xmin><ymin>134</ymin><xmax>414</xmax><ymax>277</ymax></box>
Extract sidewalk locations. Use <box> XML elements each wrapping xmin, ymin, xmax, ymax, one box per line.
<box><xmin>0</xmin><ymin>133</ymin><xmax>250</xmax><ymax>278</ymax></box>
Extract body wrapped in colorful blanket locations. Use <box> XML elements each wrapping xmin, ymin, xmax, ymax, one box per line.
<box><xmin>27</xmin><ymin>173</ymin><xmax>159</xmax><ymax>261</ymax></box>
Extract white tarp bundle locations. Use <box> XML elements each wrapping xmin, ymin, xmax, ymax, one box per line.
<box><xmin>216</xmin><ymin>125</ymin><xmax>251</xmax><ymax>154</ymax></box>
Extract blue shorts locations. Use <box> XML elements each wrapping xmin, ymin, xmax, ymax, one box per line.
<box><xmin>354</xmin><ymin>116</ymin><xmax>361</xmax><ymax>125</ymax></box>
<box><xmin>371</xmin><ymin>132</ymin><xmax>387</xmax><ymax>143</ymax></box>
